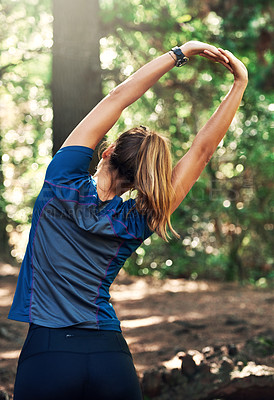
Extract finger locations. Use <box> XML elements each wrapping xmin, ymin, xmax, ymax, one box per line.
<box><xmin>206</xmin><ymin>46</ymin><xmax>230</xmax><ymax>63</ymax></box>
<box><xmin>214</xmin><ymin>59</ymin><xmax>233</xmax><ymax>73</ymax></box>
<box><xmin>199</xmin><ymin>52</ymin><xmax>214</xmax><ymax>58</ymax></box>
<box><xmin>199</xmin><ymin>53</ymin><xmax>217</xmax><ymax>62</ymax></box>
<box><xmin>201</xmin><ymin>52</ymin><xmax>233</xmax><ymax>69</ymax></box>
<box><xmin>218</xmin><ymin>49</ymin><xmax>241</xmax><ymax>72</ymax></box>
<box><xmin>199</xmin><ymin>53</ymin><xmax>233</xmax><ymax>73</ymax></box>
<box><xmin>204</xmin><ymin>49</ymin><xmax>229</xmax><ymax>63</ymax></box>
<box><xmin>219</xmin><ymin>60</ymin><xmax>233</xmax><ymax>73</ymax></box>
<box><xmin>200</xmin><ymin>52</ymin><xmax>224</xmax><ymax>63</ymax></box>
<box><xmin>204</xmin><ymin>50</ymin><xmax>218</xmax><ymax>58</ymax></box>
<box><xmin>218</xmin><ymin>48</ymin><xmax>235</xmax><ymax>63</ymax></box>
<box><xmin>203</xmin><ymin>51</ymin><xmax>225</xmax><ymax>63</ymax></box>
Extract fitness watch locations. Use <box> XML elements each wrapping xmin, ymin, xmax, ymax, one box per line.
<box><xmin>170</xmin><ymin>46</ymin><xmax>189</xmax><ymax>67</ymax></box>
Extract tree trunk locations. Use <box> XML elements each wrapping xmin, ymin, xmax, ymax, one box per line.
<box><xmin>0</xmin><ymin>139</ymin><xmax>12</xmax><ymax>262</ymax></box>
<box><xmin>52</xmin><ymin>0</ymin><xmax>102</xmax><ymax>173</ymax></box>
<box><xmin>226</xmin><ymin>233</ymin><xmax>244</xmax><ymax>282</ymax></box>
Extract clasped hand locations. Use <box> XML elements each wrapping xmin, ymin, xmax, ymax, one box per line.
<box><xmin>181</xmin><ymin>40</ymin><xmax>248</xmax><ymax>86</ymax></box>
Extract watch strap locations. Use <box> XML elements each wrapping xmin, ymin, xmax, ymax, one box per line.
<box><xmin>171</xmin><ymin>46</ymin><xmax>189</xmax><ymax>67</ymax></box>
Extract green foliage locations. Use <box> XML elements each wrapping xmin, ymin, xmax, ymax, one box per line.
<box><xmin>99</xmin><ymin>0</ymin><xmax>274</xmax><ymax>282</ymax></box>
<box><xmin>0</xmin><ymin>0</ymin><xmax>52</xmax><ymax>261</ymax></box>
<box><xmin>1</xmin><ymin>0</ymin><xmax>273</xmax><ymax>282</ymax></box>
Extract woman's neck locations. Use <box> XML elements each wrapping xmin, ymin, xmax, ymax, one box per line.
<box><xmin>93</xmin><ymin>160</ymin><xmax>133</xmax><ymax>201</ymax></box>
<box><xmin>93</xmin><ymin>171</ymin><xmax>117</xmax><ymax>202</ymax></box>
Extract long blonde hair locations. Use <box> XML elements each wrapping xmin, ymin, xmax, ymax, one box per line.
<box><xmin>99</xmin><ymin>126</ymin><xmax>180</xmax><ymax>242</ymax></box>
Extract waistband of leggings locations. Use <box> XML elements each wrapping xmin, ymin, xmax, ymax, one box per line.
<box><xmin>18</xmin><ymin>323</ymin><xmax>132</xmax><ymax>365</ymax></box>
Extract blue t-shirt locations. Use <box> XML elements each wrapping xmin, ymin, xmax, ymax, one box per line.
<box><xmin>8</xmin><ymin>145</ymin><xmax>153</xmax><ymax>332</ymax></box>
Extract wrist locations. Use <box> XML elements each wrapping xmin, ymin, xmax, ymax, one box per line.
<box><xmin>179</xmin><ymin>43</ymin><xmax>192</xmax><ymax>58</ymax></box>
<box><xmin>233</xmin><ymin>78</ymin><xmax>248</xmax><ymax>90</ymax></box>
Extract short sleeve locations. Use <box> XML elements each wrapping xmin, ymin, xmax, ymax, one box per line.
<box><xmin>45</xmin><ymin>145</ymin><xmax>94</xmax><ymax>184</ymax></box>
<box><xmin>113</xmin><ymin>197</ymin><xmax>154</xmax><ymax>242</ymax></box>
<box><xmin>142</xmin><ymin>213</ymin><xmax>154</xmax><ymax>241</ymax></box>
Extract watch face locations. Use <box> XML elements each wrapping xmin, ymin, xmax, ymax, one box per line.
<box><xmin>178</xmin><ymin>57</ymin><xmax>188</xmax><ymax>66</ymax></box>
<box><xmin>173</xmin><ymin>48</ymin><xmax>182</xmax><ymax>56</ymax></box>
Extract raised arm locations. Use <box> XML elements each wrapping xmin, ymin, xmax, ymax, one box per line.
<box><xmin>170</xmin><ymin>49</ymin><xmax>248</xmax><ymax>214</ymax></box>
<box><xmin>60</xmin><ymin>41</ymin><xmax>229</xmax><ymax>150</ymax></box>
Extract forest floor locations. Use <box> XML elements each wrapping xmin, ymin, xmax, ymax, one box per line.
<box><xmin>0</xmin><ymin>261</ymin><xmax>274</xmax><ymax>398</ymax></box>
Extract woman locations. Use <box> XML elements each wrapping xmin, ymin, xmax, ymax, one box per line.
<box><xmin>9</xmin><ymin>40</ymin><xmax>247</xmax><ymax>399</ymax></box>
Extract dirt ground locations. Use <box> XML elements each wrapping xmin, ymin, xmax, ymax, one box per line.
<box><xmin>0</xmin><ymin>262</ymin><xmax>274</xmax><ymax>398</ymax></box>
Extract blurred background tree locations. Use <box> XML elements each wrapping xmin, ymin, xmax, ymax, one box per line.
<box><xmin>0</xmin><ymin>0</ymin><xmax>273</xmax><ymax>284</ymax></box>
<box><xmin>52</xmin><ymin>0</ymin><xmax>102</xmax><ymax>174</ymax></box>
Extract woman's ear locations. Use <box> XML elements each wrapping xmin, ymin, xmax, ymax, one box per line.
<box><xmin>102</xmin><ymin>143</ymin><xmax>115</xmax><ymax>159</ymax></box>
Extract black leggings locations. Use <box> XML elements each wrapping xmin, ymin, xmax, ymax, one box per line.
<box><xmin>14</xmin><ymin>324</ymin><xmax>143</xmax><ymax>400</ymax></box>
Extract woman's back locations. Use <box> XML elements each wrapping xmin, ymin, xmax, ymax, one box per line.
<box><xmin>8</xmin><ymin>145</ymin><xmax>153</xmax><ymax>331</ymax></box>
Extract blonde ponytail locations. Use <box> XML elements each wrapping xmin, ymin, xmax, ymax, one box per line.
<box><xmin>105</xmin><ymin>126</ymin><xmax>180</xmax><ymax>242</ymax></box>
<box><xmin>134</xmin><ymin>131</ymin><xmax>180</xmax><ymax>242</ymax></box>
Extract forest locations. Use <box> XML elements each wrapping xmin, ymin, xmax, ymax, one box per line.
<box><xmin>1</xmin><ymin>0</ymin><xmax>273</xmax><ymax>284</ymax></box>
<box><xmin>0</xmin><ymin>1</ymin><xmax>274</xmax><ymax>399</ymax></box>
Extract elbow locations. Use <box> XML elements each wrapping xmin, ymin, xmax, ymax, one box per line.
<box><xmin>203</xmin><ymin>146</ymin><xmax>215</xmax><ymax>164</ymax></box>
<box><xmin>201</xmin><ymin>143</ymin><xmax>214</xmax><ymax>161</ymax></box>
<box><xmin>193</xmin><ymin>140</ymin><xmax>215</xmax><ymax>164</ymax></box>
<box><xmin>108</xmin><ymin>84</ymin><xmax>128</xmax><ymax>110</ymax></box>
<box><xmin>205</xmin><ymin>150</ymin><xmax>214</xmax><ymax>164</ymax></box>
<box><xmin>108</xmin><ymin>87</ymin><xmax>120</xmax><ymax>98</ymax></box>
<box><xmin>109</xmin><ymin>80</ymin><xmax>128</xmax><ymax>97</ymax></box>
<box><xmin>109</xmin><ymin>86</ymin><xmax>120</xmax><ymax>96</ymax></box>
<box><xmin>107</xmin><ymin>85</ymin><xmax>126</xmax><ymax>111</ymax></box>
